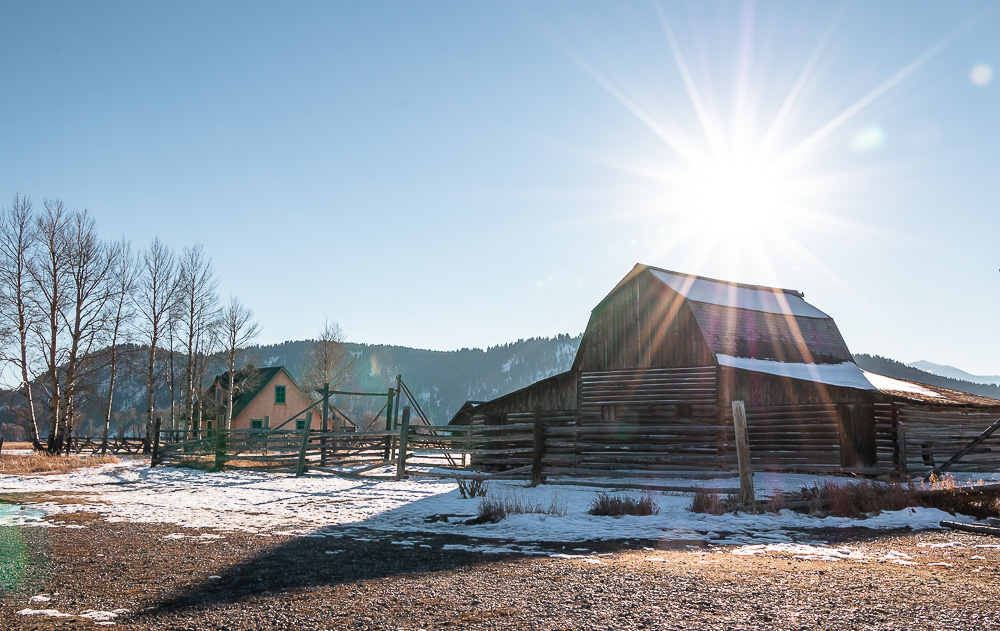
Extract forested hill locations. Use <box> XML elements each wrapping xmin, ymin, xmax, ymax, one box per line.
<box><xmin>853</xmin><ymin>353</ymin><xmax>1000</xmax><ymax>400</ymax></box>
<box><xmin>248</xmin><ymin>334</ymin><xmax>583</xmax><ymax>423</ymax></box>
<box><xmin>9</xmin><ymin>341</ymin><xmax>999</xmax><ymax>439</ymax></box>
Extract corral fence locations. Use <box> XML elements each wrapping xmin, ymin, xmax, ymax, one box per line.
<box><xmin>150</xmin><ymin>397</ymin><xmax>1000</xmax><ymax>484</ymax></box>
<box><xmin>60</xmin><ymin>435</ymin><xmax>146</xmax><ymax>455</ymax></box>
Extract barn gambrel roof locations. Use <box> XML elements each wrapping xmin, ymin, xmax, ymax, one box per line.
<box><xmin>645</xmin><ymin>267</ymin><xmax>854</xmax><ymax>365</ymax></box>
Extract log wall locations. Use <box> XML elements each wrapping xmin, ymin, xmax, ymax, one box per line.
<box><xmin>891</xmin><ymin>404</ymin><xmax>1000</xmax><ymax>473</ymax></box>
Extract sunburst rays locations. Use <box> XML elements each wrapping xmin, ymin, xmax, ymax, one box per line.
<box><xmin>563</xmin><ymin>2</ymin><xmax>983</xmax><ymax>289</ymax></box>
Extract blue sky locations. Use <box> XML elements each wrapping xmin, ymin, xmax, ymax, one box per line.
<box><xmin>2</xmin><ymin>1</ymin><xmax>999</xmax><ymax>373</ymax></box>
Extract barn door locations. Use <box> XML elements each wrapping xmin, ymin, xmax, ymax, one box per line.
<box><xmin>837</xmin><ymin>403</ymin><xmax>876</xmax><ymax>469</ymax></box>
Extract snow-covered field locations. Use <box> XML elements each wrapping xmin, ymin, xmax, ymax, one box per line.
<box><xmin>2</xmin><ymin>458</ymin><xmax>992</xmax><ymax>547</ymax></box>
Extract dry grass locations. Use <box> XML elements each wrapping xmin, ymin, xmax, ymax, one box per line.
<box><xmin>456</xmin><ymin>474</ymin><xmax>489</xmax><ymax>499</ymax></box>
<box><xmin>689</xmin><ymin>488</ymin><xmax>728</xmax><ymax>515</ymax></box>
<box><xmin>588</xmin><ymin>491</ymin><xmax>660</xmax><ymax>516</ymax></box>
<box><xmin>475</xmin><ymin>490</ymin><xmax>567</xmax><ymax>523</ymax></box>
<box><xmin>0</xmin><ymin>441</ymin><xmax>34</xmax><ymax>452</ymax></box>
<box><xmin>0</xmin><ymin>453</ymin><xmax>119</xmax><ymax>475</ymax></box>
<box><xmin>916</xmin><ymin>472</ymin><xmax>1000</xmax><ymax>520</ymax></box>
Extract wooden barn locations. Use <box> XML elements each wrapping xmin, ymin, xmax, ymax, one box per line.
<box><xmin>456</xmin><ymin>264</ymin><xmax>1000</xmax><ymax>477</ymax></box>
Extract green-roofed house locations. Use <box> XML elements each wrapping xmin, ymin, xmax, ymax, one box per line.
<box><xmin>204</xmin><ymin>366</ymin><xmax>320</xmax><ymax>432</ymax></box>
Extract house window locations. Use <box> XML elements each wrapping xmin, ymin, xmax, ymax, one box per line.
<box><xmin>251</xmin><ymin>419</ymin><xmax>263</xmax><ymax>429</ymax></box>
<box><xmin>296</xmin><ymin>419</ymin><xmax>307</xmax><ymax>430</ymax></box>
<box><xmin>275</xmin><ymin>385</ymin><xmax>286</xmax><ymax>404</ymax></box>
<box><xmin>206</xmin><ymin>420</ymin><xmax>213</xmax><ymax>430</ymax></box>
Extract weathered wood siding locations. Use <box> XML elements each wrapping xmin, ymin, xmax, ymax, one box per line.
<box><xmin>469</xmin><ymin>371</ymin><xmax>577</xmax><ymax>417</ymax></box>
<box><xmin>578</xmin><ymin>367</ymin><xmax>718</xmax><ymax>424</ymax></box>
<box><xmin>888</xmin><ymin>404</ymin><xmax>1000</xmax><ymax>473</ymax></box>
<box><xmin>717</xmin><ymin>366</ymin><xmax>878</xmax><ymax>407</ymax></box>
<box><xmin>573</xmin><ymin>274</ymin><xmax>714</xmax><ymax>372</ymax></box>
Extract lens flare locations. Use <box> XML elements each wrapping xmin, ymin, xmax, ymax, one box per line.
<box><xmin>971</xmin><ymin>64</ymin><xmax>993</xmax><ymax>86</ymax></box>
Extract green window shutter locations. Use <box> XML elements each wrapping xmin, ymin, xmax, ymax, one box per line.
<box><xmin>275</xmin><ymin>385</ymin><xmax>286</xmax><ymax>404</ymax></box>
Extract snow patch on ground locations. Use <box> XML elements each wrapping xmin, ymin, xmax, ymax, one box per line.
<box><xmin>0</xmin><ymin>460</ymin><xmax>985</xmax><ymax>547</ymax></box>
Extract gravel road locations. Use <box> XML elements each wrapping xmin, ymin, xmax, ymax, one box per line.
<box><xmin>2</xmin><ymin>511</ymin><xmax>999</xmax><ymax>630</ymax></box>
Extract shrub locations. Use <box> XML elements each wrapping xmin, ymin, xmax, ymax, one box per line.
<box><xmin>918</xmin><ymin>473</ymin><xmax>1000</xmax><ymax>520</ymax></box>
<box><xmin>455</xmin><ymin>474</ymin><xmax>489</xmax><ymax>499</ymax></box>
<box><xmin>797</xmin><ymin>480</ymin><xmax>920</xmax><ymax>518</ymax></box>
<box><xmin>588</xmin><ymin>491</ymin><xmax>660</xmax><ymax>517</ymax></box>
<box><xmin>473</xmin><ymin>490</ymin><xmax>566</xmax><ymax>523</ymax></box>
<box><xmin>689</xmin><ymin>489</ymin><xmax>726</xmax><ymax>515</ymax></box>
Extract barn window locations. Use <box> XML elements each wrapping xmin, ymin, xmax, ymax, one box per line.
<box><xmin>600</xmin><ymin>405</ymin><xmax>617</xmax><ymax>422</ymax></box>
<box><xmin>275</xmin><ymin>385</ymin><xmax>286</xmax><ymax>404</ymax></box>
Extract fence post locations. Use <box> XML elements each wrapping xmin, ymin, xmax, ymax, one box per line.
<box><xmin>295</xmin><ymin>425</ymin><xmax>311</xmax><ymax>477</ymax></box>
<box><xmin>151</xmin><ymin>418</ymin><xmax>162</xmax><ymax>466</ymax></box>
<box><xmin>213</xmin><ymin>428</ymin><xmax>227</xmax><ymax>472</ymax></box>
<box><xmin>396</xmin><ymin>406</ymin><xmax>411</xmax><ymax>480</ymax></box>
<box><xmin>531</xmin><ymin>406</ymin><xmax>545</xmax><ymax>486</ymax></box>
<box><xmin>320</xmin><ymin>382</ymin><xmax>330</xmax><ymax>467</ymax></box>
<box><xmin>732</xmin><ymin>400</ymin><xmax>755</xmax><ymax>506</ymax></box>
<box><xmin>383</xmin><ymin>387</ymin><xmax>396</xmax><ymax>461</ymax></box>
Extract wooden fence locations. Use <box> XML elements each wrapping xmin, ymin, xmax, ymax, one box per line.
<box><xmin>151</xmin><ymin>401</ymin><xmax>1000</xmax><ymax>481</ymax></box>
<box><xmin>63</xmin><ymin>436</ymin><xmax>146</xmax><ymax>455</ymax></box>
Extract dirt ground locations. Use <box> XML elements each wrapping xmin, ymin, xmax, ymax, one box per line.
<box><xmin>2</xmin><ymin>509</ymin><xmax>999</xmax><ymax>631</ymax></box>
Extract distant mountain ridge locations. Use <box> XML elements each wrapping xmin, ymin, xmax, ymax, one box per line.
<box><xmin>905</xmin><ymin>360</ymin><xmax>1000</xmax><ymax>387</ymax></box>
<box><xmin>5</xmin><ymin>340</ymin><xmax>998</xmax><ymax>440</ymax></box>
<box><xmin>854</xmin><ymin>354</ymin><xmax>1000</xmax><ymax>400</ymax></box>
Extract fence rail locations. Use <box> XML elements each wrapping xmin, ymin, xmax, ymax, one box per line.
<box><xmin>149</xmin><ymin>400</ymin><xmax>1000</xmax><ymax>482</ymax></box>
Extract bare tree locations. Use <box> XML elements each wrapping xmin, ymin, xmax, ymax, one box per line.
<box><xmin>192</xmin><ymin>315</ymin><xmax>220</xmax><ymax>432</ymax></box>
<box><xmin>0</xmin><ymin>195</ymin><xmax>42</xmax><ymax>449</ymax></box>
<box><xmin>99</xmin><ymin>237</ymin><xmax>138</xmax><ymax>453</ymax></box>
<box><xmin>55</xmin><ymin>210</ymin><xmax>114</xmax><ymax>453</ymax></box>
<box><xmin>218</xmin><ymin>295</ymin><xmax>260</xmax><ymax>430</ymax></box>
<box><xmin>135</xmin><ymin>237</ymin><xmax>177</xmax><ymax>448</ymax></box>
<box><xmin>303</xmin><ymin>318</ymin><xmax>354</xmax><ymax>392</ymax></box>
<box><xmin>175</xmin><ymin>244</ymin><xmax>219</xmax><ymax>433</ymax></box>
<box><xmin>303</xmin><ymin>319</ymin><xmax>354</xmax><ymax>432</ymax></box>
<box><xmin>28</xmin><ymin>200</ymin><xmax>73</xmax><ymax>452</ymax></box>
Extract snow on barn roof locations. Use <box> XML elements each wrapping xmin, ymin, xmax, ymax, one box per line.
<box><xmin>862</xmin><ymin>371</ymin><xmax>941</xmax><ymax>399</ymax></box>
<box><xmin>648</xmin><ymin>268</ymin><xmax>830</xmax><ymax>319</ymax></box>
<box><xmin>717</xmin><ymin>355</ymin><xmax>877</xmax><ymax>390</ymax></box>
<box><xmin>717</xmin><ymin>355</ymin><xmax>1000</xmax><ymax>405</ymax></box>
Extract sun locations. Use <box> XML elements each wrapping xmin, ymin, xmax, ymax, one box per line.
<box><xmin>567</xmin><ymin>2</ymin><xmax>968</xmax><ymax>282</ymax></box>
<box><xmin>679</xmin><ymin>153</ymin><xmax>791</xmax><ymax>231</ymax></box>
